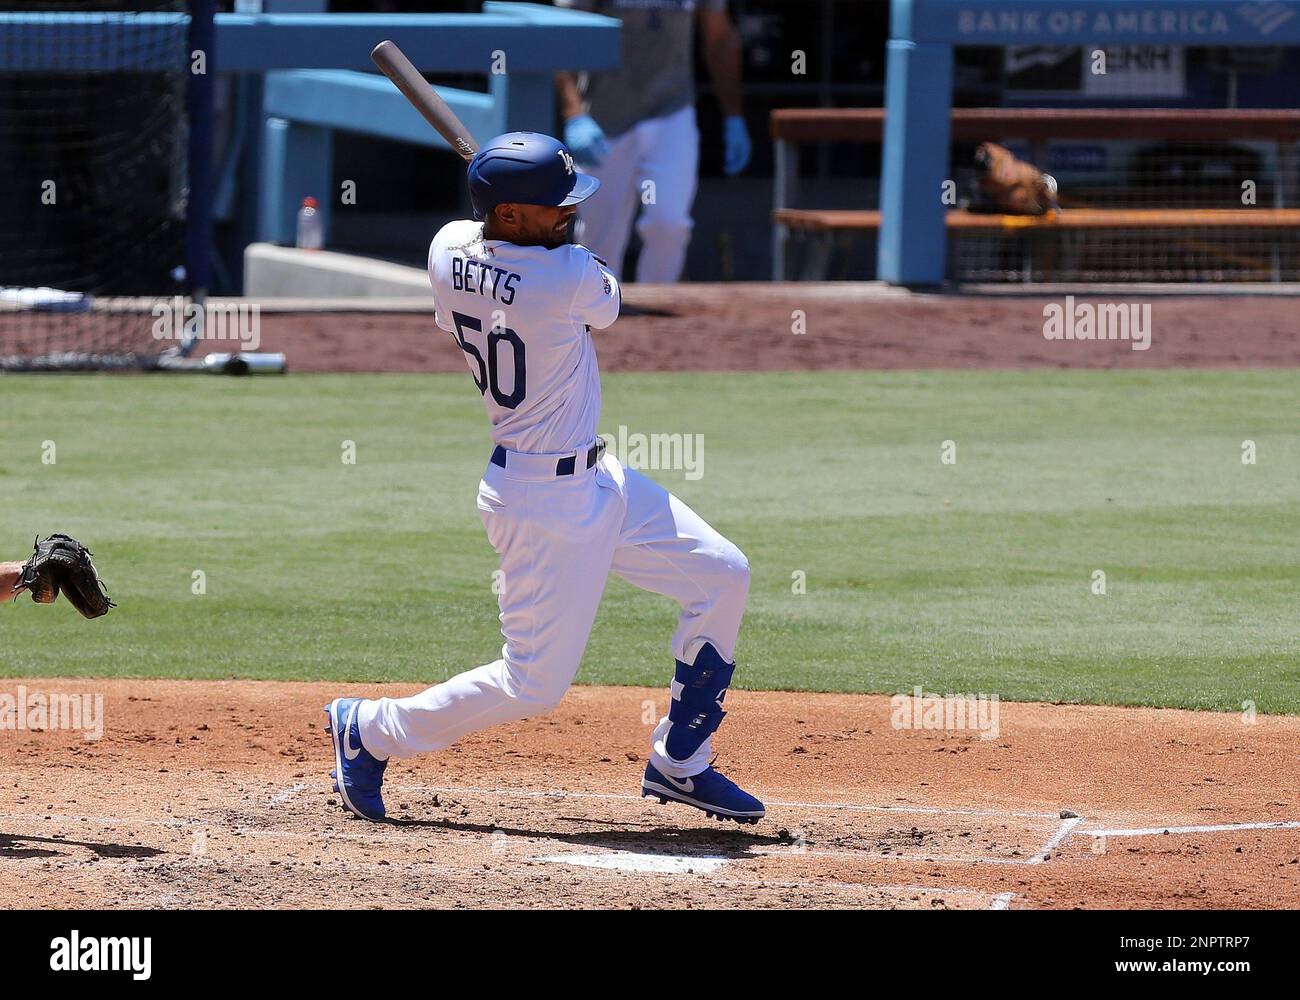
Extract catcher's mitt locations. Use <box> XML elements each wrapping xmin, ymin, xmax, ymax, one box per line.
<box><xmin>13</xmin><ymin>534</ymin><xmax>115</xmax><ymax>619</ymax></box>
<box><xmin>973</xmin><ymin>141</ymin><xmax>1059</xmax><ymax>216</ymax></box>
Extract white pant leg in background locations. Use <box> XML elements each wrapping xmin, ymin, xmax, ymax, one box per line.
<box><xmin>358</xmin><ymin>454</ymin><xmax>624</xmax><ymax>759</ymax></box>
<box><xmin>575</xmin><ymin>124</ymin><xmax>643</xmax><ymax>280</ymax></box>
<box><xmin>577</xmin><ymin>104</ymin><xmax>700</xmax><ymax>283</ymax></box>
<box><xmin>608</xmin><ymin>466</ymin><xmax>749</xmax><ymax>778</ymax></box>
<box><xmin>631</xmin><ymin>104</ymin><xmax>699</xmax><ymax>284</ymax></box>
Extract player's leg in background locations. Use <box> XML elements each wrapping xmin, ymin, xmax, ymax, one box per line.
<box><xmin>631</xmin><ymin>104</ymin><xmax>700</xmax><ymax>284</ymax></box>
<box><xmin>574</xmin><ymin>123</ymin><xmax>644</xmax><ymax>280</ymax></box>
<box><xmin>606</xmin><ymin>462</ymin><xmax>750</xmax><ymax>778</ymax></box>
<box><xmin>357</xmin><ymin>465</ymin><xmax>625</xmax><ymax>759</ymax></box>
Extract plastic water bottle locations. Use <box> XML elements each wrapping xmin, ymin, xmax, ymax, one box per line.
<box><xmin>296</xmin><ymin>197</ymin><xmax>323</xmax><ymax>251</ymax></box>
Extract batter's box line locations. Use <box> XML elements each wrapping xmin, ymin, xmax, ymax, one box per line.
<box><xmin>387</xmin><ymin>783</ymin><xmax>1061</xmax><ymax>821</ymax></box>
<box><xmin>749</xmin><ymin>846</ymin><xmax>1051</xmax><ymax>867</ymax></box>
<box><xmin>269</xmin><ymin>783</ymin><xmax>309</xmax><ymax>806</ymax></box>
<box><xmin>1027</xmin><ymin>815</ymin><xmax>1084</xmax><ymax>864</ymax></box>
<box><xmin>1083</xmin><ymin>819</ymin><xmax>1300</xmax><ymax>839</ymax></box>
<box><xmin>0</xmin><ymin>811</ymin><xmax>199</xmax><ymax>830</ymax></box>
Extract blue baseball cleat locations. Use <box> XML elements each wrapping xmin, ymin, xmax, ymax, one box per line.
<box><xmin>641</xmin><ymin>761</ymin><xmax>765</xmax><ymax>825</ymax></box>
<box><xmin>323</xmin><ymin>698</ymin><xmax>388</xmax><ymax>821</ymax></box>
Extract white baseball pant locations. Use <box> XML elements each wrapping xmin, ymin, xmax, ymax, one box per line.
<box><xmin>576</xmin><ymin>104</ymin><xmax>700</xmax><ymax>283</ymax></box>
<box><xmin>357</xmin><ymin>446</ymin><xmax>749</xmax><ymax>779</ymax></box>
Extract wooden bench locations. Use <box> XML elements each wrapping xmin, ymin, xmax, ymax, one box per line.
<box><xmin>775</xmin><ymin>207</ymin><xmax>1300</xmax><ymax>280</ymax></box>
<box><xmin>774</xmin><ymin>208</ymin><xmax>1300</xmax><ymax>231</ymax></box>
<box><xmin>770</xmin><ymin>108</ymin><xmax>1300</xmax><ymax>280</ymax></box>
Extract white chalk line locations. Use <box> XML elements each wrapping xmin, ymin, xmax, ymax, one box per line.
<box><xmin>1028</xmin><ymin>815</ymin><xmax>1085</xmax><ymax>864</ymax></box>
<box><xmin>0</xmin><ymin>811</ymin><xmax>196</xmax><ymax>829</ymax></box>
<box><xmin>748</xmin><ymin>846</ymin><xmax>1040</xmax><ymax>866</ymax></box>
<box><xmin>269</xmin><ymin>783</ymin><xmax>308</xmax><ymax>806</ymax></box>
<box><xmin>388</xmin><ymin>783</ymin><xmax>1059</xmax><ymax>821</ymax></box>
<box><xmin>1085</xmin><ymin>820</ymin><xmax>1300</xmax><ymax>838</ymax></box>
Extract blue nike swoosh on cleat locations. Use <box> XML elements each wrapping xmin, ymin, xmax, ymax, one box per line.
<box><xmin>641</xmin><ymin>762</ymin><xmax>764</xmax><ymax>823</ymax></box>
<box><xmin>342</xmin><ymin>701</ymin><xmax>362</xmax><ymax>761</ymax></box>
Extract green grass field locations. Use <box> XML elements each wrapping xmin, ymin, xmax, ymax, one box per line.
<box><xmin>1</xmin><ymin>370</ymin><xmax>1296</xmax><ymax>713</ymax></box>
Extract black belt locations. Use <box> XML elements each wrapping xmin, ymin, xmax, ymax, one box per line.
<box><xmin>490</xmin><ymin>440</ymin><xmax>605</xmax><ymax>477</ymax></box>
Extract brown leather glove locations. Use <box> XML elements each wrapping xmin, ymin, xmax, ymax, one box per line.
<box><xmin>13</xmin><ymin>534</ymin><xmax>115</xmax><ymax>619</ymax></box>
<box><xmin>974</xmin><ymin>142</ymin><xmax>1059</xmax><ymax>215</ymax></box>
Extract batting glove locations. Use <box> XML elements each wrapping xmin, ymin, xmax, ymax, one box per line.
<box><xmin>564</xmin><ymin>114</ymin><xmax>610</xmax><ymax>168</ymax></box>
<box><xmin>723</xmin><ymin>115</ymin><xmax>751</xmax><ymax>176</ymax></box>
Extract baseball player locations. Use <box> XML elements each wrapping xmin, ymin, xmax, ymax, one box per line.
<box><xmin>326</xmin><ymin>132</ymin><xmax>762</xmax><ymax>825</ymax></box>
<box><xmin>553</xmin><ymin>0</ymin><xmax>750</xmax><ymax>282</ymax></box>
<box><xmin>3</xmin><ymin>534</ymin><xmax>114</xmax><ymax>617</ymax></box>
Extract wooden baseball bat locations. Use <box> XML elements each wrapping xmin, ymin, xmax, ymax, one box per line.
<box><xmin>370</xmin><ymin>40</ymin><xmax>480</xmax><ymax>162</ymax></box>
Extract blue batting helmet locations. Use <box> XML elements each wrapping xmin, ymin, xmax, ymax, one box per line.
<box><xmin>466</xmin><ymin>132</ymin><xmax>600</xmax><ymax>221</ymax></box>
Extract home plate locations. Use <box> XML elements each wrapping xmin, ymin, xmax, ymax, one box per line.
<box><xmin>540</xmin><ymin>852</ymin><xmax>729</xmax><ymax>875</ymax></box>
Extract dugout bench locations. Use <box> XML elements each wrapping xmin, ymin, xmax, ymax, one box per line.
<box><xmin>771</xmin><ymin>108</ymin><xmax>1300</xmax><ymax>283</ymax></box>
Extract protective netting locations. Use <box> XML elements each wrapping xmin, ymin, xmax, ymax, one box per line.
<box><xmin>0</xmin><ymin>1</ymin><xmax>190</xmax><ymax>370</ymax></box>
<box><xmin>951</xmin><ymin>225</ymin><xmax>1300</xmax><ymax>283</ymax></box>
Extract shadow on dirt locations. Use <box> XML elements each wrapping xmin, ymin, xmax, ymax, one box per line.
<box><xmin>380</xmin><ymin>816</ymin><xmax>796</xmax><ymax>858</ymax></box>
<box><xmin>0</xmin><ymin>832</ymin><xmax>164</xmax><ymax>860</ymax></box>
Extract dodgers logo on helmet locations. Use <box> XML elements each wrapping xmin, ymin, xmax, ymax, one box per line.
<box><xmin>466</xmin><ymin>132</ymin><xmax>600</xmax><ymax>220</ymax></box>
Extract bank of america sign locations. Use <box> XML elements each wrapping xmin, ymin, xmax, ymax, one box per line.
<box><xmin>956</xmin><ymin>4</ymin><xmax>1296</xmax><ymax>39</ymax></box>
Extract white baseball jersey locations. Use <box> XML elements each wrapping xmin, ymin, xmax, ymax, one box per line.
<box><xmin>428</xmin><ymin>220</ymin><xmax>621</xmax><ymax>454</ymax></box>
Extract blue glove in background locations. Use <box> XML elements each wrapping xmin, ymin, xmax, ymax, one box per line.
<box><xmin>723</xmin><ymin>115</ymin><xmax>751</xmax><ymax>176</ymax></box>
<box><xmin>564</xmin><ymin>114</ymin><xmax>609</xmax><ymax>168</ymax></box>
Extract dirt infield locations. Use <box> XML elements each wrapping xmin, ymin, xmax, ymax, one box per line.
<box><xmin>244</xmin><ymin>285</ymin><xmax>1300</xmax><ymax>373</ymax></box>
<box><xmin>1</xmin><ymin>679</ymin><xmax>1295</xmax><ymax>909</ymax></box>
